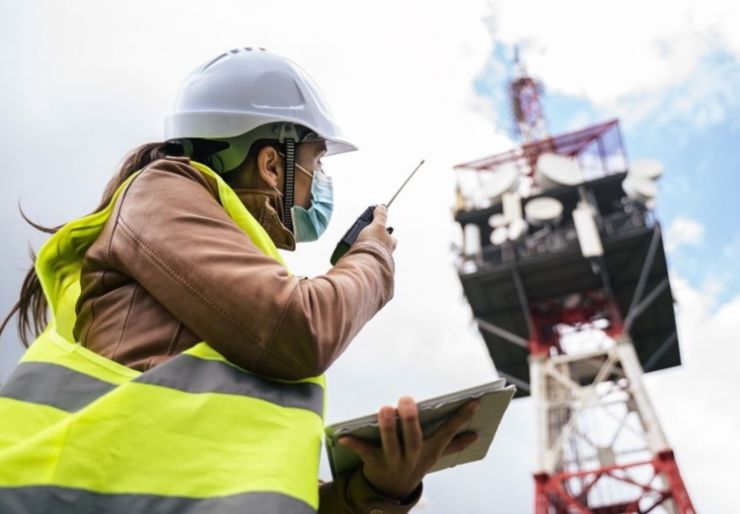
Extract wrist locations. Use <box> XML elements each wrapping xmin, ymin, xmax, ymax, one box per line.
<box><xmin>361</xmin><ymin>469</ymin><xmax>422</xmax><ymax>504</ymax></box>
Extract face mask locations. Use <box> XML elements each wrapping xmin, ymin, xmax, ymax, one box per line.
<box><xmin>291</xmin><ymin>165</ymin><xmax>333</xmax><ymax>242</ymax></box>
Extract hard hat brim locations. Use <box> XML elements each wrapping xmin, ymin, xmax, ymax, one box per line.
<box><xmin>165</xmin><ymin>111</ymin><xmax>357</xmax><ymax>156</ymax></box>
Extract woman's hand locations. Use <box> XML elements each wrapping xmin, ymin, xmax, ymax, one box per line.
<box><xmin>355</xmin><ymin>205</ymin><xmax>397</xmax><ymax>252</ymax></box>
<box><xmin>338</xmin><ymin>396</ymin><xmax>480</xmax><ymax>501</ymax></box>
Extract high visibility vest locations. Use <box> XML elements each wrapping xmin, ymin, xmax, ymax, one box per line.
<box><xmin>0</xmin><ymin>161</ymin><xmax>326</xmax><ymax>514</ymax></box>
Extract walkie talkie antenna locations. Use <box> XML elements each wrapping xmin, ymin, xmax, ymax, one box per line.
<box><xmin>330</xmin><ymin>159</ymin><xmax>425</xmax><ymax>265</ymax></box>
<box><xmin>386</xmin><ymin>160</ymin><xmax>425</xmax><ymax>208</ymax></box>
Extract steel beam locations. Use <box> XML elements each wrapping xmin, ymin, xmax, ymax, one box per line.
<box><xmin>475</xmin><ymin>317</ymin><xmax>529</xmax><ymax>349</ymax></box>
<box><xmin>511</xmin><ymin>265</ymin><xmax>536</xmax><ymax>338</ymax></box>
<box><xmin>496</xmin><ymin>370</ymin><xmax>531</xmax><ymax>393</ymax></box>
<box><xmin>624</xmin><ymin>277</ymin><xmax>669</xmax><ymax>333</ymax></box>
<box><xmin>626</xmin><ymin>225</ymin><xmax>661</xmax><ymax>320</ymax></box>
<box><xmin>643</xmin><ymin>331</ymin><xmax>678</xmax><ymax>373</ymax></box>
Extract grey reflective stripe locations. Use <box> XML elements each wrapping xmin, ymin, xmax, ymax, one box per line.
<box><xmin>0</xmin><ymin>355</ymin><xmax>324</xmax><ymax>417</ymax></box>
<box><xmin>135</xmin><ymin>354</ymin><xmax>324</xmax><ymax>417</ymax></box>
<box><xmin>0</xmin><ymin>486</ymin><xmax>316</xmax><ymax>514</ymax></box>
<box><xmin>0</xmin><ymin>362</ymin><xmax>115</xmax><ymax>412</ymax></box>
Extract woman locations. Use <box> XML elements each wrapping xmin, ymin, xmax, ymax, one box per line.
<box><xmin>0</xmin><ymin>48</ymin><xmax>478</xmax><ymax>514</ymax></box>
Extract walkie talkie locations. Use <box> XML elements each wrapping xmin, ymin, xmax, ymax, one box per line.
<box><xmin>330</xmin><ymin>160</ymin><xmax>425</xmax><ymax>265</ymax></box>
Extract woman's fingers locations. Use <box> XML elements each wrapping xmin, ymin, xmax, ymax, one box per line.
<box><xmin>372</xmin><ymin>205</ymin><xmax>388</xmax><ymax>225</ymax></box>
<box><xmin>341</xmin><ymin>397</ymin><xmax>481</xmax><ymax>493</ymax></box>
<box><xmin>356</xmin><ymin>205</ymin><xmax>397</xmax><ymax>251</ymax></box>
<box><xmin>339</xmin><ymin>435</ymin><xmax>375</xmax><ymax>464</ymax></box>
<box><xmin>377</xmin><ymin>405</ymin><xmax>401</xmax><ymax>463</ymax></box>
<box><xmin>375</xmin><ymin>206</ymin><xmax>398</xmax><ymax>250</ymax></box>
<box><xmin>398</xmin><ymin>397</ymin><xmax>422</xmax><ymax>460</ymax></box>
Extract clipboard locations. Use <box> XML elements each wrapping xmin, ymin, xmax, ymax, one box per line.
<box><xmin>324</xmin><ymin>380</ymin><xmax>516</xmax><ymax>478</ymax></box>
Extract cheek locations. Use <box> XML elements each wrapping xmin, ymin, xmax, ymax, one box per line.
<box><xmin>295</xmin><ymin>172</ymin><xmax>313</xmax><ymax>208</ymax></box>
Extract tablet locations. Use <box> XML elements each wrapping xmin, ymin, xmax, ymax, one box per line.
<box><xmin>324</xmin><ymin>380</ymin><xmax>516</xmax><ymax>478</ymax></box>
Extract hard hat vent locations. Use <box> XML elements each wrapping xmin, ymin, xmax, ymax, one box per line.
<box><xmin>203</xmin><ymin>53</ymin><xmax>228</xmax><ymax>71</ymax></box>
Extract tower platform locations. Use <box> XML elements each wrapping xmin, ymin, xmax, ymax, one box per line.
<box><xmin>456</xmin><ymin>173</ymin><xmax>680</xmax><ymax>397</ymax></box>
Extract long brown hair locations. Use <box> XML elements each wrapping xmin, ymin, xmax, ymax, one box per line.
<box><xmin>0</xmin><ymin>142</ymin><xmax>177</xmax><ymax>346</ymax></box>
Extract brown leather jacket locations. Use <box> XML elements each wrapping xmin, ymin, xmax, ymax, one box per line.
<box><xmin>73</xmin><ymin>157</ymin><xmax>419</xmax><ymax>513</ymax></box>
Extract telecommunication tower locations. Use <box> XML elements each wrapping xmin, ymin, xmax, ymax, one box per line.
<box><xmin>452</xmin><ymin>56</ymin><xmax>696</xmax><ymax>513</ymax></box>
<box><xmin>510</xmin><ymin>47</ymin><xmax>548</xmax><ymax>144</ymax></box>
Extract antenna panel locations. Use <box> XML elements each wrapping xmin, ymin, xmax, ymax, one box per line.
<box><xmin>535</xmin><ymin>153</ymin><xmax>583</xmax><ymax>189</ymax></box>
<box><xmin>573</xmin><ymin>202</ymin><xmax>604</xmax><ymax>257</ymax></box>
<box><xmin>488</xmin><ymin>213</ymin><xmax>509</xmax><ymax>229</ymax></box>
<box><xmin>622</xmin><ymin>176</ymin><xmax>658</xmax><ymax>203</ymax></box>
<box><xmin>502</xmin><ymin>192</ymin><xmax>524</xmax><ymax>223</ymax></box>
<box><xmin>463</xmin><ymin>223</ymin><xmax>481</xmax><ymax>257</ymax></box>
<box><xmin>508</xmin><ymin>219</ymin><xmax>528</xmax><ymax>241</ymax></box>
<box><xmin>525</xmin><ymin>196</ymin><xmax>564</xmax><ymax>225</ymax></box>
<box><xmin>480</xmin><ymin>163</ymin><xmax>519</xmax><ymax>202</ymax></box>
<box><xmin>490</xmin><ymin>226</ymin><xmax>509</xmax><ymax>246</ymax></box>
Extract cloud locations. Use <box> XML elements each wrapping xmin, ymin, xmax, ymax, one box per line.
<box><xmin>722</xmin><ymin>232</ymin><xmax>740</xmax><ymax>259</ymax></box>
<box><xmin>479</xmin><ymin>0</ymin><xmax>740</xmax><ymax>128</ymax></box>
<box><xmin>665</xmin><ymin>216</ymin><xmax>705</xmax><ymax>252</ymax></box>
<box><xmin>644</xmin><ymin>274</ymin><xmax>740</xmax><ymax>513</ymax></box>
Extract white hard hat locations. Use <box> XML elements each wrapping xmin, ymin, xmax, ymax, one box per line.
<box><xmin>165</xmin><ymin>47</ymin><xmax>357</xmax><ymax>157</ymax></box>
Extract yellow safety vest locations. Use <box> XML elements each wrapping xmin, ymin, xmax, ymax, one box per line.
<box><xmin>0</xmin><ymin>161</ymin><xmax>326</xmax><ymax>513</ymax></box>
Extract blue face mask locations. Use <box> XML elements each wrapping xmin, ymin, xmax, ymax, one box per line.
<box><xmin>291</xmin><ymin>165</ymin><xmax>333</xmax><ymax>242</ymax></box>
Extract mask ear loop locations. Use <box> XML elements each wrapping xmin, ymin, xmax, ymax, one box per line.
<box><xmin>279</xmin><ymin>152</ymin><xmax>314</xmax><ymax>179</ymax></box>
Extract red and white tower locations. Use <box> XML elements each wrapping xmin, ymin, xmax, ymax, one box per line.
<box><xmin>510</xmin><ymin>47</ymin><xmax>548</xmax><ymax>144</ymax></box>
<box><xmin>451</xmin><ymin>55</ymin><xmax>696</xmax><ymax>513</ymax></box>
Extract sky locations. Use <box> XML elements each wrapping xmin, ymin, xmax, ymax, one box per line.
<box><xmin>1</xmin><ymin>1</ymin><xmax>738</xmax><ymax>512</ymax></box>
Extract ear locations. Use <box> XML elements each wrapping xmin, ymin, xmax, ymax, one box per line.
<box><xmin>256</xmin><ymin>145</ymin><xmax>282</xmax><ymax>189</ymax></box>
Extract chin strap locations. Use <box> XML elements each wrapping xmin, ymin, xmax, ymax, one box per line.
<box><xmin>279</xmin><ymin>123</ymin><xmax>298</xmax><ymax>234</ymax></box>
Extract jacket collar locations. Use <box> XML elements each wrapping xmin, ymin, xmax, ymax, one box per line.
<box><xmin>232</xmin><ymin>189</ymin><xmax>297</xmax><ymax>251</ymax></box>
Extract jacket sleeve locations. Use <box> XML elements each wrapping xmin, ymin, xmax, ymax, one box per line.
<box><xmin>319</xmin><ymin>469</ymin><xmax>422</xmax><ymax>514</ymax></box>
<box><xmin>106</xmin><ymin>159</ymin><xmax>394</xmax><ymax>380</ymax></box>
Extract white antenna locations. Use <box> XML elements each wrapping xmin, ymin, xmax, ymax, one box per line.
<box><xmin>525</xmin><ymin>197</ymin><xmax>564</xmax><ymax>225</ymax></box>
<box><xmin>502</xmin><ymin>192</ymin><xmax>524</xmax><ymax>223</ymax></box>
<box><xmin>630</xmin><ymin>159</ymin><xmax>663</xmax><ymax>180</ymax></box>
<box><xmin>480</xmin><ymin>163</ymin><xmax>520</xmax><ymax>202</ymax></box>
<box><xmin>508</xmin><ymin>219</ymin><xmax>528</xmax><ymax>241</ymax></box>
<box><xmin>490</xmin><ymin>226</ymin><xmax>509</xmax><ymax>246</ymax></box>
<box><xmin>488</xmin><ymin>213</ymin><xmax>509</xmax><ymax>229</ymax></box>
<box><xmin>623</xmin><ymin>158</ymin><xmax>663</xmax><ymax>207</ymax></box>
<box><xmin>535</xmin><ymin>153</ymin><xmax>584</xmax><ymax>189</ymax></box>
<box><xmin>573</xmin><ymin>202</ymin><xmax>604</xmax><ymax>257</ymax></box>
<box><xmin>463</xmin><ymin>223</ymin><xmax>482</xmax><ymax>258</ymax></box>
<box><xmin>622</xmin><ymin>176</ymin><xmax>658</xmax><ymax>204</ymax></box>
